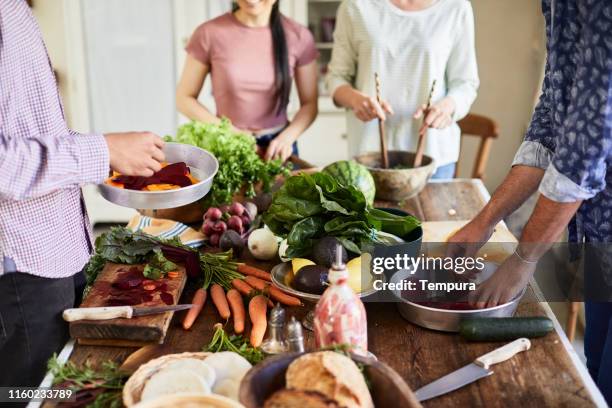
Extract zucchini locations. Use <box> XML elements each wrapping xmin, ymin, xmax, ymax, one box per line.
<box><xmin>459</xmin><ymin>317</ymin><xmax>554</xmax><ymax>341</ymax></box>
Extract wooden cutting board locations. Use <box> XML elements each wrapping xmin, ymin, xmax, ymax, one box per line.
<box><xmin>69</xmin><ymin>262</ymin><xmax>187</xmax><ymax>347</ymax></box>
<box><xmin>422</xmin><ymin>220</ymin><xmax>518</xmax><ymax>263</ymax></box>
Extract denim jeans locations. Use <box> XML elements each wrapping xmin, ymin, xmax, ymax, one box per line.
<box><xmin>0</xmin><ymin>271</ymin><xmax>85</xmax><ymax>391</ymax></box>
<box><xmin>585</xmin><ymin>301</ymin><xmax>612</xmax><ymax>404</ymax></box>
<box><xmin>256</xmin><ymin>129</ymin><xmax>299</xmax><ymax>157</ymax></box>
<box><xmin>431</xmin><ymin>162</ymin><xmax>457</xmax><ymax>179</ymax></box>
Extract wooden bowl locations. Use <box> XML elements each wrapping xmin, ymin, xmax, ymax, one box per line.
<box><xmin>238</xmin><ymin>352</ymin><xmax>421</xmax><ymax>408</ymax></box>
<box><xmin>355</xmin><ymin>151</ymin><xmax>435</xmax><ymax>201</ymax></box>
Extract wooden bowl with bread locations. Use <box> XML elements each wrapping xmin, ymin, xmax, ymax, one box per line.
<box><xmin>239</xmin><ymin>351</ymin><xmax>421</xmax><ymax>408</ymax></box>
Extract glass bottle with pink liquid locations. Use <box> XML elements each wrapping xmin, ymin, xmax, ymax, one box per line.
<box><xmin>313</xmin><ymin>246</ymin><xmax>368</xmax><ymax>355</ymax></box>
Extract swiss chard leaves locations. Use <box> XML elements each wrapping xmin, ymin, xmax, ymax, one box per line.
<box><xmin>264</xmin><ymin>173</ymin><xmax>420</xmax><ymax>256</ymax></box>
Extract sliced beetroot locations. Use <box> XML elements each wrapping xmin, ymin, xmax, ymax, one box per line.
<box><xmin>160</xmin><ymin>292</ymin><xmax>174</xmax><ymax>305</ymax></box>
<box><xmin>127</xmin><ymin>278</ymin><xmax>142</xmax><ymax>288</ymax></box>
<box><xmin>114</xmin><ymin>162</ymin><xmax>193</xmax><ymax>190</ymax></box>
<box><xmin>112</xmin><ymin>280</ymin><xmax>132</xmax><ymax>290</ymax></box>
<box><xmin>141</xmin><ymin>293</ymin><xmax>154</xmax><ymax>303</ymax></box>
<box><xmin>157</xmin><ymin>282</ymin><xmax>168</xmax><ymax>292</ymax></box>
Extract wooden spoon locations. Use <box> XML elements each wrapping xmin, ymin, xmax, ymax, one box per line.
<box><xmin>413</xmin><ymin>80</ymin><xmax>437</xmax><ymax>168</ymax></box>
<box><xmin>375</xmin><ymin>72</ymin><xmax>389</xmax><ymax>169</ymax></box>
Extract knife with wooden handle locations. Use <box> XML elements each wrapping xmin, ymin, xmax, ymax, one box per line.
<box><xmin>62</xmin><ymin>305</ymin><xmax>193</xmax><ymax>322</ymax></box>
<box><xmin>415</xmin><ymin>338</ymin><xmax>531</xmax><ymax>402</ymax></box>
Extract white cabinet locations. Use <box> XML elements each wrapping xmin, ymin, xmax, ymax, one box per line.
<box><xmin>298</xmin><ymin>109</ymin><xmax>348</xmax><ymax>166</ymax></box>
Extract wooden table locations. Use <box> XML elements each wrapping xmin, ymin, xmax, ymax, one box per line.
<box><xmin>41</xmin><ymin>180</ymin><xmax>606</xmax><ymax>408</ymax></box>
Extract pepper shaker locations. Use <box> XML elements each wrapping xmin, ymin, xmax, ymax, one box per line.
<box><xmin>261</xmin><ymin>303</ymin><xmax>288</xmax><ymax>355</ymax></box>
<box><xmin>286</xmin><ymin>316</ymin><xmax>305</xmax><ymax>353</ymax></box>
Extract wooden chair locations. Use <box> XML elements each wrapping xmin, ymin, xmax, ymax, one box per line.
<box><xmin>456</xmin><ymin>113</ymin><xmax>500</xmax><ymax>180</ymax></box>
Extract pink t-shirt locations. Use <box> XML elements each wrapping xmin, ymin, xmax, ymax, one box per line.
<box><xmin>186</xmin><ymin>13</ymin><xmax>318</xmax><ymax>131</ymax></box>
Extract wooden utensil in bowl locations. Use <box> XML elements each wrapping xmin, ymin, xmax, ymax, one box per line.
<box><xmin>239</xmin><ymin>352</ymin><xmax>421</xmax><ymax>408</ymax></box>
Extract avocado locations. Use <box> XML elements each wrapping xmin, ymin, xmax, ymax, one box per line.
<box><xmin>292</xmin><ymin>265</ymin><xmax>329</xmax><ymax>295</ymax></box>
<box><xmin>312</xmin><ymin>237</ymin><xmax>348</xmax><ymax>267</ymax></box>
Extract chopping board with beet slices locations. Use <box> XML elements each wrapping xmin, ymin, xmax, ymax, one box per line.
<box><xmin>69</xmin><ymin>262</ymin><xmax>187</xmax><ymax>347</ymax></box>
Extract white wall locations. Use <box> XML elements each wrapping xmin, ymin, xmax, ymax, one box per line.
<box><xmin>459</xmin><ymin>0</ymin><xmax>546</xmax><ymax>190</ymax></box>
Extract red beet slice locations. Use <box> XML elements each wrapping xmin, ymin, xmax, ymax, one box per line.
<box><xmin>160</xmin><ymin>292</ymin><xmax>174</xmax><ymax>305</ymax></box>
<box><xmin>141</xmin><ymin>293</ymin><xmax>154</xmax><ymax>302</ymax></box>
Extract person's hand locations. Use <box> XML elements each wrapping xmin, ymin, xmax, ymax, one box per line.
<box><xmin>264</xmin><ymin>131</ymin><xmax>296</xmax><ymax>162</ymax></box>
<box><xmin>104</xmin><ymin>132</ymin><xmax>165</xmax><ymax>177</ymax></box>
<box><xmin>350</xmin><ymin>92</ymin><xmax>393</xmax><ymax>122</ymax></box>
<box><xmin>446</xmin><ymin>217</ymin><xmax>496</xmax><ymax>259</ymax></box>
<box><xmin>469</xmin><ymin>253</ymin><xmax>536</xmax><ymax>308</ymax></box>
<box><xmin>414</xmin><ymin>97</ymin><xmax>456</xmax><ymax>136</ymax></box>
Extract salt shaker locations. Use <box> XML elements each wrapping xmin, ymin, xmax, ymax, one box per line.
<box><xmin>261</xmin><ymin>303</ymin><xmax>288</xmax><ymax>355</ymax></box>
<box><xmin>286</xmin><ymin>316</ymin><xmax>305</xmax><ymax>353</ymax></box>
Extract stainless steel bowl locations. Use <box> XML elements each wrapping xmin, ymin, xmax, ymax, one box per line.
<box><xmin>98</xmin><ymin>142</ymin><xmax>218</xmax><ymax>209</ymax></box>
<box><xmin>390</xmin><ymin>262</ymin><xmax>524</xmax><ymax>332</ymax></box>
<box><xmin>271</xmin><ymin>262</ymin><xmax>378</xmax><ymax>330</ymax></box>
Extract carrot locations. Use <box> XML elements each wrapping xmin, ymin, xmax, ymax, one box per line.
<box><xmin>249</xmin><ymin>295</ymin><xmax>268</xmax><ymax>347</ymax></box>
<box><xmin>167</xmin><ymin>271</ymin><xmax>180</xmax><ymax>279</ymax></box>
<box><xmin>231</xmin><ymin>278</ymin><xmax>255</xmax><ymax>297</ymax></box>
<box><xmin>210</xmin><ymin>284</ymin><xmax>230</xmax><ymax>320</ymax></box>
<box><xmin>238</xmin><ymin>264</ymin><xmax>272</xmax><ymax>282</ymax></box>
<box><xmin>244</xmin><ymin>276</ymin><xmax>302</xmax><ymax>307</ymax></box>
<box><xmin>183</xmin><ymin>288</ymin><xmax>207</xmax><ymax>330</ymax></box>
<box><xmin>226</xmin><ymin>289</ymin><xmax>245</xmax><ymax>334</ymax></box>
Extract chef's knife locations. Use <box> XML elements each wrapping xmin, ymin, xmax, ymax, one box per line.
<box><xmin>62</xmin><ymin>304</ymin><xmax>193</xmax><ymax>322</ymax></box>
<box><xmin>415</xmin><ymin>338</ymin><xmax>531</xmax><ymax>402</ymax></box>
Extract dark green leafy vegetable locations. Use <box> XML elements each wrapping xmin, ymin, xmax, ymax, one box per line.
<box><xmin>204</xmin><ymin>323</ymin><xmax>264</xmax><ymax>365</ymax></box>
<box><xmin>263</xmin><ymin>173</ymin><xmax>420</xmax><ymax>257</ymax></box>
<box><xmin>84</xmin><ymin>227</ymin><xmax>243</xmax><ymax>291</ymax></box>
<box><xmin>167</xmin><ymin>119</ymin><xmax>291</xmax><ymax>206</ymax></box>
<box><xmin>48</xmin><ymin>355</ymin><xmax>127</xmax><ymax>408</ymax></box>
<box><xmin>143</xmin><ymin>249</ymin><xmax>177</xmax><ymax>280</ymax></box>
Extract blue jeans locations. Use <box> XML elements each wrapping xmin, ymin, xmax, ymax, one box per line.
<box><xmin>431</xmin><ymin>162</ymin><xmax>457</xmax><ymax>179</ymax></box>
<box><xmin>585</xmin><ymin>301</ymin><xmax>612</xmax><ymax>404</ymax></box>
<box><xmin>256</xmin><ymin>129</ymin><xmax>299</xmax><ymax>157</ymax></box>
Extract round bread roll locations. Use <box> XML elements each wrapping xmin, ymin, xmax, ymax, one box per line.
<box><xmin>286</xmin><ymin>351</ymin><xmax>373</xmax><ymax>408</ymax></box>
<box><xmin>140</xmin><ymin>368</ymin><xmax>211</xmax><ymax>402</ymax></box>
<box><xmin>163</xmin><ymin>358</ymin><xmax>216</xmax><ymax>387</ymax></box>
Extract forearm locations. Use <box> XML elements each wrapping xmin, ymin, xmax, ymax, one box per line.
<box><xmin>0</xmin><ymin>133</ymin><xmax>109</xmax><ymax>201</ymax></box>
<box><xmin>332</xmin><ymin>84</ymin><xmax>361</xmax><ymax>110</ymax></box>
<box><xmin>517</xmin><ymin>195</ymin><xmax>581</xmax><ymax>260</ymax></box>
<box><xmin>284</xmin><ymin>100</ymin><xmax>318</xmax><ymax>141</ymax></box>
<box><xmin>476</xmin><ymin>165</ymin><xmax>545</xmax><ymax>227</ymax></box>
<box><xmin>176</xmin><ymin>95</ymin><xmax>220</xmax><ymax>124</ymax></box>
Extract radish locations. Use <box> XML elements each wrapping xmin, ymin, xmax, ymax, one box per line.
<box><xmin>202</xmin><ymin>219</ymin><xmax>215</xmax><ymax>236</ymax></box>
<box><xmin>205</xmin><ymin>207</ymin><xmax>222</xmax><ymax>221</ymax></box>
<box><xmin>209</xmin><ymin>233</ymin><xmax>221</xmax><ymax>247</ymax></box>
<box><xmin>212</xmin><ymin>220</ymin><xmax>227</xmax><ymax>234</ymax></box>
<box><xmin>229</xmin><ymin>202</ymin><xmax>245</xmax><ymax>216</ymax></box>
<box><xmin>227</xmin><ymin>215</ymin><xmax>243</xmax><ymax>234</ymax></box>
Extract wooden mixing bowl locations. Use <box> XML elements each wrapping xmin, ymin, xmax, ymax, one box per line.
<box><xmin>355</xmin><ymin>151</ymin><xmax>435</xmax><ymax>202</ymax></box>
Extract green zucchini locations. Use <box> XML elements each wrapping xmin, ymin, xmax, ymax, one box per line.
<box><xmin>459</xmin><ymin>317</ymin><xmax>554</xmax><ymax>341</ymax></box>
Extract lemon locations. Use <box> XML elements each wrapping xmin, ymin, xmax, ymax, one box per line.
<box><xmin>347</xmin><ymin>253</ymin><xmax>373</xmax><ymax>293</ymax></box>
<box><xmin>291</xmin><ymin>258</ymin><xmax>315</xmax><ymax>274</ymax></box>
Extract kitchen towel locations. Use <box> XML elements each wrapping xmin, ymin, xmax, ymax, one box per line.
<box><xmin>126</xmin><ymin>215</ymin><xmax>205</xmax><ymax>248</ymax></box>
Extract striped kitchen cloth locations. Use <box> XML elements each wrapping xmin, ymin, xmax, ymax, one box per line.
<box><xmin>126</xmin><ymin>214</ymin><xmax>205</xmax><ymax>248</ymax></box>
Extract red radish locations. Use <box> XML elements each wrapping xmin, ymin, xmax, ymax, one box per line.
<box><xmin>209</xmin><ymin>233</ymin><xmax>220</xmax><ymax>246</ymax></box>
<box><xmin>229</xmin><ymin>202</ymin><xmax>245</xmax><ymax>216</ymax></box>
<box><xmin>205</xmin><ymin>207</ymin><xmax>222</xmax><ymax>221</ymax></box>
<box><xmin>227</xmin><ymin>215</ymin><xmax>243</xmax><ymax>234</ymax></box>
<box><xmin>212</xmin><ymin>220</ymin><xmax>227</xmax><ymax>233</ymax></box>
<box><xmin>202</xmin><ymin>219</ymin><xmax>215</xmax><ymax>235</ymax></box>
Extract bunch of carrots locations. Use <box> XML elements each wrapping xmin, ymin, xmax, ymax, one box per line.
<box><xmin>181</xmin><ymin>264</ymin><xmax>301</xmax><ymax>347</ymax></box>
